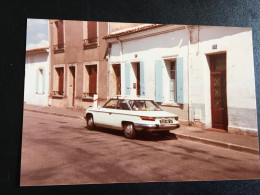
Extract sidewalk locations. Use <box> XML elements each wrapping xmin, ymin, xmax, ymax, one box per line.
<box><xmin>23</xmin><ymin>103</ymin><xmax>260</xmax><ymax>155</ymax></box>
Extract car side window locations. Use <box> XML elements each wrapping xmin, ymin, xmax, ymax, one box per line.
<box><xmin>103</xmin><ymin>99</ymin><xmax>118</xmax><ymax>109</ymax></box>
<box><xmin>117</xmin><ymin>100</ymin><xmax>130</xmax><ymax>110</ymax></box>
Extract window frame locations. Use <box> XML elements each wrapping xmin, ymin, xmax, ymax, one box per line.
<box><xmin>168</xmin><ymin>60</ymin><xmax>177</xmax><ymax>102</ymax></box>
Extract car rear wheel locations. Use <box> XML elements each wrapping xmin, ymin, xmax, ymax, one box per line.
<box><xmin>123</xmin><ymin>122</ymin><xmax>136</xmax><ymax>139</ymax></box>
<box><xmin>87</xmin><ymin>115</ymin><xmax>95</xmax><ymax>130</ymax></box>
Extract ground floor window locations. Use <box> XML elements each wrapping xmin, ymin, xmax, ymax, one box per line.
<box><xmin>54</xmin><ymin>67</ymin><xmax>64</xmax><ymax>95</ymax></box>
<box><xmin>84</xmin><ymin>65</ymin><xmax>97</xmax><ymax>97</ymax></box>
<box><xmin>36</xmin><ymin>68</ymin><xmax>45</xmax><ymax>94</ymax></box>
<box><xmin>169</xmin><ymin>61</ymin><xmax>176</xmax><ymax>101</ymax></box>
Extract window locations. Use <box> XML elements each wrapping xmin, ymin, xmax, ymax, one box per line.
<box><xmin>103</xmin><ymin>99</ymin><xmax>117</xmax><ymax>109</ymax></box>
<box><xmin>53</xmin><ymin>20</ymin><xmax>65</xmax><ymax>53</ymax></box>
<box><xmin>83</xmin><ymin>65</ymin><xmax>97</xmax><ymax>98</ymax></box>
<box><xmin>116</xmin><ymin>100</ymin><xmax>130</xmax><ymax>110</ymax></box>
<box><xmin>83</xmin><ymin>21</ymin><xmax>98</xmax><ymax>49</ymax></box>
<box><xmin>53</xmin><ymin>67</ymin><xmax>64</xmax><ymax>96</ymax></box>
<box><xmin>169</xmin><ymin>61</ymin><xmax>176</xmax><ymax>100</ymax></box>
<box><xmin>36</xmin><ymin>68</ymin><xmax>45</xmax><ymax>94</ymax></box>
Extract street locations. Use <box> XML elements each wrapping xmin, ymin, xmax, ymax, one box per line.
<box><xmin>20</xmin><ymin>110</ymin><xmax>260</xmax><ymax>186</ymax></box>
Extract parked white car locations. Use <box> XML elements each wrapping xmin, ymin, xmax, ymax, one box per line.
<box><xmin>85</xmin><ymin>96</ymin><xmax>180</xmax><ymax>139</ymax></box>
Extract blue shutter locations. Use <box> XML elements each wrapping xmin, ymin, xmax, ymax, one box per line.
<box><xmin>36</xmin><ymin>69</ymin><xmax>39</xmax><ymax>94</ymax></box>
<box><xmin>140</xmin><ymin>61</ymin><xmax>145</xmax><ymax>97</ymax></box>
<box><xmin>155</xmin><ymin>60</ymin><xmax>163</xmax><ymax>102</ymax></box>
<box><xmin>176</xmin><ymin>57</ymin><xmax>184</xmax><ymax>104</ymax></box>
<box><xmin>42</xmin><ymin>69</ymin><xmax>45</xmax><ymax>94</ymax></box>
<box><xmin>125</xmin><ymin>62</ymin><xmax>131</xmax><ymax>95</ymax></box>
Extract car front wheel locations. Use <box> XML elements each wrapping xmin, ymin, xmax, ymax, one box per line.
<box><xmin>87</xmin><ymin>115</ymin><xmax>95</xmax><ymax>130</ymax></box>
<box><xmin>123</xmin><ymin>122</ymin><xmax>136</xmax><ymax>139</ymax></box>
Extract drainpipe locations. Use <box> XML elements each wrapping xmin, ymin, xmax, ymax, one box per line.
<box><xmin>116</xmin><ymin>37</ymin><xmax>124</xmax><ymax>95</ymax></box>
<box><xmin>185</xmin><ymin>25</ymin><xmax>192</xmax><ymax>126</ymax></box>
<box><xmin>107</xmin><ymin>43</ymin><xmax>111</xmax><ymax>99</ymax></box>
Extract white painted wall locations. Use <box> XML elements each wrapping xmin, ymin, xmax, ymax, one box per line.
<box><xmin>190</xmin><ymin>26</ymin><xmax>257</xmax><ymax>131</ymax></box>
<box><xmin>109</xmin><ymin>25</ymin><xmax>257</xmax><ymax>132</ymax></box>
<box><xmin>110</xmin><ymin>28</ymin><xmax>190</xmax><ymax>103</ymax></box>
<box><xmin>24</xmin><ymin>52</ymin><xmax>50</xmax><ymax>106</ymax></box>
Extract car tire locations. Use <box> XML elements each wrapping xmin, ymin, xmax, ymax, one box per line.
<box><xmin>158</xmin><ymin>130</ymin><xmax>170</xmax><ymax>136</ymax></box>
<box><xmin>87</xmin><ymin>115</ymin><xmax>95</xmax><ymax>130</ymax></box>
<box><xmin>123</xmin><ymin>122</ymin><xmax>136</xmax><ymax>139</ymax></box>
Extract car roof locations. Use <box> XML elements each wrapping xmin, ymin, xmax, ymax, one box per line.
<box><xmin>110</xmin><ymin>96</ymin><xmax>152</xmax><ymax>101</ymax></box>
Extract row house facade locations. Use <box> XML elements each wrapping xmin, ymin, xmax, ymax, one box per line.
<box><xmin>104</xmin><ymin>24</ymin><xmax>258</xmax><ymax>136</ymax></box>
<box><xmin>49</xmin><ymin>20</ymin><xmax>109</xmax><ymax>108</ymax></box>
<box><xmin>24</xmin><ymin>47</ymin><xmax>50</xmax><ymax>106</ymax></box>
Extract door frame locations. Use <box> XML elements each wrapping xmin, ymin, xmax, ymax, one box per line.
<box><xmin>68</xmin><ymin>65</ymin><xmax>76</xmax><ymax>107</ymax></box>
<box><xmin>206</xmin><ymin>52</ymin><xmax>228</xmax><ymax>130</ymax></box>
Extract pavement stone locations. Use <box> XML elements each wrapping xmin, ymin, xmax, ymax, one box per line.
<box><xmin>23</xmin><ymin>103</ymin><xmax>260</xmax><ymax>155</ymax></box>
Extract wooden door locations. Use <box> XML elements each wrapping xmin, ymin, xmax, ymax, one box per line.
<box><xmin>210</xmin><ymin>53</ymin><xmax>228</xmax><ymax>130</ymax></box>
<box><xmin>69</xmin><ymin>66</ymin><xmax>75</xmax><ymax>106</ymax></box>
<box><xmin>136</xmin><ymin>63</ymin><xmax>140</xmax><ymax>96</ymax></box>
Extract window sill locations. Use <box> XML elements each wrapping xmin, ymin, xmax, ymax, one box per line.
<box><xmin>54</xmin><ymin>48</ymin><xmax>65</xmax><ymax>54</ymax></box>
<box><xmin>52</xmin><ymin>95</ymin><xmax>64</xmax><ymax>99</ymax></box>
<box><xmin>161</xmin><ymin>102</ymin><xmax>180</xmax><ymax>107</ymax></box>
<box><xmin>83</xmin><ymin>43</ymin><xmax>98</xmax><ymax>50</ymax></box>
<box><xmin>36</xmin><ymin>92</ymin><xmax>45</xmax><ymax>95</ymax></box>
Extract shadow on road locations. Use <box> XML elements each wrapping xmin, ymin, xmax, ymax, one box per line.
<box><xmin>86</xmin><ymin>126</ymin><xmax>177</xmax><ymax>141</ymax></box>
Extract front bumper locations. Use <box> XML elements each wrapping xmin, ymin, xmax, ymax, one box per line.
<box><xmin>134</xmin><ymin>123</ymin><xmax>180</xmax><ymax>131</ymax></box>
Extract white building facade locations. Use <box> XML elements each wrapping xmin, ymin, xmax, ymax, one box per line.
<box><xmin>105</xmin><ymin>24</ymin><xmax>258</xmax><ymax>136</ymax></box>
<box><xmin>24</xmin><ymin>48</ymin><xmax>50</xmax><ymax>106</ymax></box>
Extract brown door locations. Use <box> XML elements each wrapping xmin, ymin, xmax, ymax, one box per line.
<box><xmin>136</xmin><ymin>63</ymin><xmax>140</xmax><ymax>96</ymax></box>
<box><xmin>58</xmin><ymin>68</ymin><xmax>64</xmax><ymax>95</ymax></box>
<box><xmin>88</xmin><ymin>65</ymin><xmax>97</xmax><ymax>96</ymax></box>
<box><xmin>210</xmin><ymin>53</ymin><xmax>228</xmax><ymax>130</ymax></box>
<box><xmin>69</xmin><ymin>66</ymin><xmax>75</xmax><ymax>106</ymax></box>
<box><xmin>114</xmin><ymin>64</ymin><xmax>121</xmax><ymax>95</ymax></box>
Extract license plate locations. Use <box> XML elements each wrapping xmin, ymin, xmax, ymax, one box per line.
<box><xmin>160</xmin><ymin>119</ymin><xmax>173</xmax><ymax>123</ymax></box>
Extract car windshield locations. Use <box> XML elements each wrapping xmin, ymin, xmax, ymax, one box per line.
<box><xmin>128</xmin><ymin>100</ymin><xmax>162</xmax><ymax>111</ymax></box>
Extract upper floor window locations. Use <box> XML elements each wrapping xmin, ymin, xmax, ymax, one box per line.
<box><xmin>83</xmin><ymin>21</ymin><xmax>98</xmax><ymax>49</ymax></box>
<box><xmin>53</xmin><ymin>20</ymin><xmax>65</xmax><ymax>53</ymax></box>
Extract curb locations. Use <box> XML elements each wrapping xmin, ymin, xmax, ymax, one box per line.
<box><xmin>24</xmin><ymin>109</ymin><xmax>84</xmax><ymax>120</ymax></box>
<box><xmin>174</xmin><ymin>133</ymin><xmax>259</xmax><ymax>155</ymax></box>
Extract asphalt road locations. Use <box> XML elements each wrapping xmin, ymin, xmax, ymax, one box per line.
<box><xmin>20</xmin><ymin>110</ymin><xmax>260</xmax><ymax>186</ymax></box>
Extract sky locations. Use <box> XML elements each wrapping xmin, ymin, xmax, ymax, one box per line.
<box><xmin>26</xmin><ymin>19</ymin><xmax>49</xmax><ymax>50</ymax></box>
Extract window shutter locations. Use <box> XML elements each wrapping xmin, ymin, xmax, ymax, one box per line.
<box><xmin>36</xmin><ymin>69</ymin><xmax>39</xmax><ymax>94</ymax></box>
<box><xmin>155</xmin><ymin>60</ymin><xmax>163</xmax><ymax>102</ymax></box>
<box><xmin>42</xmin><ymin>69</ymin><xmax>45</xmax><ymax>94</ymax></box>
<box><xmin>140</xmin><ymin>61</ymin><xmax>145</xmax><ymax>97</ymax></box>
<box><xmin>176</xmin><ymin>57</ymin><xmax>184</xmax><ymax>104</ymax></box>
<box><xmin>125</xmin><ymin>62</ymin><xmax>131</xmax><ymax>95</ymax></box>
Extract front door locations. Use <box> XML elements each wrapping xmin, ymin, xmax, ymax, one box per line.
<box><xmin>210</xmin><ymin>53</ymin><xmax>228</xmax><ymax>130</ymax></box>
<box><xmin>69</xmin><ymin>66</ymin><xmax>75</xmax><ymax>106</ymax></box>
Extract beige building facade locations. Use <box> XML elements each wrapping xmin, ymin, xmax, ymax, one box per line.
<box><xmin>49</xmin><ymin>20</ymin><xmax>109</xmax><ymax>109</ymax></box>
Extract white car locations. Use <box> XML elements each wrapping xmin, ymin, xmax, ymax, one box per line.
<box><xmin>85</xmin><ymin>96</ymin><xmax>180</xmax><ymax>139</ymax></box>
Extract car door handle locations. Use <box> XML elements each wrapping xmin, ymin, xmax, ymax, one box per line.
<box><xmin>109</xmin><ymin>112</ymin><xmax>112</xmax><ymax>115</ymax></box>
